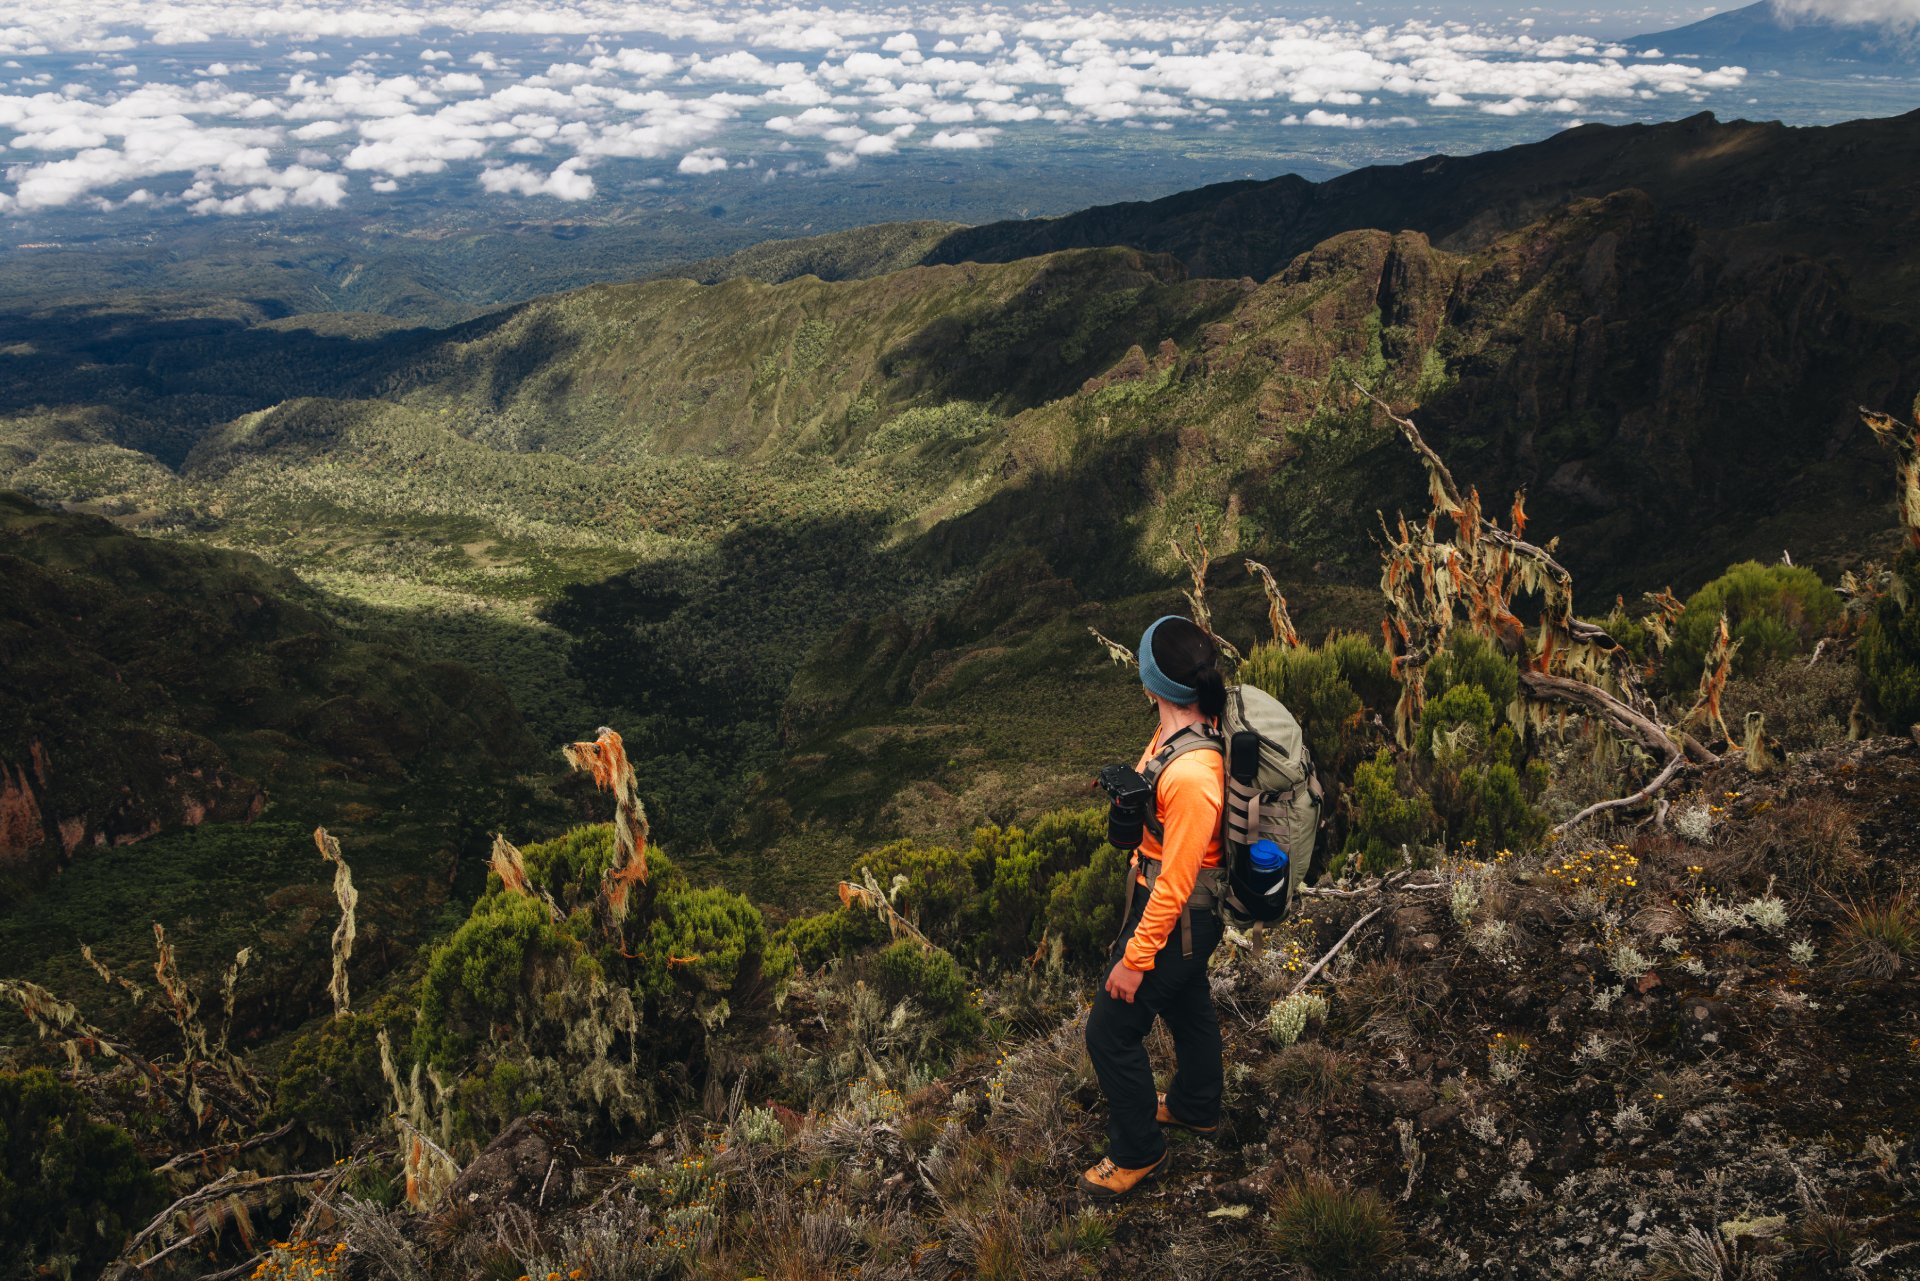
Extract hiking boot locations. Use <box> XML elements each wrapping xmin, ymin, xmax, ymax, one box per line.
<box><xmin>1077</xmin><ymin>1149</ymin><xmax>1172</xmax><ymax>1199</ymax></box>
<box><xmin>1156</xmin><ymin>1093</ymin><xmax>1218</xmax><ymax>1135</ymax></box>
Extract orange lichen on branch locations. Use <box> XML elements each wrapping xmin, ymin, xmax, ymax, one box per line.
<box><xmin>1245</xmin><ymin>558</ymin><xmax>1301</xmax><ymax>647</ymax></box>
<box><xmin>564</xmin><ymin>727</ymin><xmax>650</xmax><ymax>918</ymax></box>
<box><xmin>1861</xmin><ymin>404</ymin><xmax>1920</xmax><ymax>548</ymax></box>
<box><xmin>1683</xmin><ymin>613</ymin><xmax>1742</xmax><ymax>744</ymax></box>
<box><xmin>490</xmin><ymin>834</ymin><xmax>563</xmax><ymax>923</ymax></box>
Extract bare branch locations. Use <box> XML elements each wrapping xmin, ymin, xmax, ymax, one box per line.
<box><xmin>1285</xmin><ymin>907</ymin><xmax>1383</xmax><ymax>999</ymax></box>
<box><xmin>154</xmin><ymin>1121</ymin><xmax>296</xmax><ymax>1175</ymax></box>
<box><xmin>1551</xmin><ymin>751</ymin><xmax>1687</xmax><ymax>835</ymax></box>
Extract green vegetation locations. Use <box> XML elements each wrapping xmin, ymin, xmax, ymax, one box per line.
<box><xmin>412</xmin><ymin>825</ymin><xmax>789</xmax><ymax>1140</ymax></box>
<box><xmin>0</xmin><ymin>1068</ymin><xmax>165</xmax><ymax>1281</ymax></box>
<box><xmin>1859</xmin><ymin>552</ymin><xmax>1920</xmax><ymax>729</ymax></box>
<box><xmin>1239</xmin><ymin>632</ymin><xmax>1394</xmax><ymax>774</ymax></box>
<box><xmin>1665</xmin><ymin>561</ymin><xmax>1841</xmax><ymax>689</ymax></box>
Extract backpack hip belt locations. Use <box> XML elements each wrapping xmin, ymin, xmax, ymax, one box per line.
<box><xmin>1116</xmin><ymin>856</ymin><xmax>1228</xmax><ymax>959</ymax></box>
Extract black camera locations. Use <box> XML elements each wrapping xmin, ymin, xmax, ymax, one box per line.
<box><xmin>1097</xmin><ymin>764</ymin><xmax>1152</xmax><ymax>851</ymax></box>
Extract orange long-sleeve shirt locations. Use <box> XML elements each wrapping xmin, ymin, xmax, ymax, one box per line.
<box><xmin>1123</xmin><ymin>724</ymin><xmax>1224</xmax><ymax>971</ymax></box>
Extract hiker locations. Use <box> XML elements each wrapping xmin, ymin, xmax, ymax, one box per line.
<box><xmin>1081</xmin><ymin>614</ymin><xmax>1227</xmax><ymax>1198</ymax></box>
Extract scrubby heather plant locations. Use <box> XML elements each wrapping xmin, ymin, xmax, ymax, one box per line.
<box><xmin>0</xmin><ymin>1068</ymin><xmax>165</xmax><ymax>1280</ymax></box>
<box><xmin>413</xmin><ymin>822</ymin><xmax>790</xmax><ymax>1140</ymax></box>
<box><xmin>1663</xmin><ymin>561</ymin><xmax>1841</xmax><ymax>691</ymax></box>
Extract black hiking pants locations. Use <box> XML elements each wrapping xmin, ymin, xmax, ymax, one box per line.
<box><xmin>1084</xmin><ymin>897</ymin><xmax>1224</xmax><ymax>1169</ymax></box>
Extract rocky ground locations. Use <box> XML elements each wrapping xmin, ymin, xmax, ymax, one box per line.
<box><xmin>327</xmin><ymin>736</ymin><xmax>1919</xmax><ymax>1281</ymax></box>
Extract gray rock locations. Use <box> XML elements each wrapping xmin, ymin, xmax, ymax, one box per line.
<box><xmin>1367</xmin><ymin>1079</ymin><xmax>1436</xmax><ymax>1116</ymax></box>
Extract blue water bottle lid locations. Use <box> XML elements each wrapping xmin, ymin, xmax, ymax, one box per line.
<box><xmin>1250</xmin><ymin>839</ymin><xmax>1288</xmax><ymax>872</ymax></box>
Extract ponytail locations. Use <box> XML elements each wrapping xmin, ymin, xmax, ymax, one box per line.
<box><xmin>1191</xmin><ymin>666</ymin><xmax>1228</xmax><ymax>720</ymax></box>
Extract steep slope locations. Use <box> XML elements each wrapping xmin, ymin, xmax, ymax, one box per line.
<box><xmin>0</xmin><ymin>492</ymin><xmax>539</xmax><ymax>877</ymax></box>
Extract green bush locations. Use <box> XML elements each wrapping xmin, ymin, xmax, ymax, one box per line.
<box><xmin>1666</xmin><ymin>561</ymin><xmax>1840</xmax><ymax>689</ymax></box>
<box><xmin>643</xmin><ymin>884</ymin><xmax>774</xmax><ymax>998</ymax></box>
<box><xmin>849</xmin><ymin>808</ymin><xmax>1109</xmax><ymax>966</ymax></box>
<box><xmin>0</xmin><ymin>1068</ymin><xmax>165</xmax><ymax>1281</ymax></box>
<box><xmin>869</xmin><ymin>941</ymin><xmax>983</xmax><ymax>1046</ymax></box>
<box><xmin>975</xmin><ymin>807</ymin><xmax>1108</xmax><ymax>959</ymax></box>
<box><xmin>1416</xmin><ymin>681</ymin><xmax>1499</xmax><ymax>760</ymax></box>
<box><xmin>410</xmin><ymin>824</ymin><xmax>788</xmax><ymax>1138</ymax></box>
<box><xmin>778</xmin><ymin>906</ymin><xmax>884</xmax><ymax>970</ymax></box>
<box><xmin>272</xmin><ymin>994</ymin><xmax>417</xmax><ymax>1146</ymax></box>
<box><xmin>1424</xmin><ymin>631</ymin><xmax>1518</xmax><ymax>715</ymax></box>
<box><xmin>1043</xmin><ymin>842</ymin><xmax>1132</xmax><ymax>966</ymax></box>
<box><xmin>1343</xmin><ymin>749</ymin><xmax>1436</xmax><ymax>871</ymax></box>
<box><xmin>851</xmin><ymin>838</ymin><xmax>987</xmax><ymax>953</ymax></box>
<box><xmin>416</xmin><ymin>890</ymin><xmax>571</xmax><ymax>1065</ymax></box>
<box><xmin>1447</xmin><ymin>758</ymin><xmax>1551</xmax><ymax>854</ymax></box>
<box><xmin>1860</xmin><ymin>553</ymin><xmax>1920</xmax><ymax>729</ymax></box>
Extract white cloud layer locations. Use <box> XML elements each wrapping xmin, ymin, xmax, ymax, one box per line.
<box><xmin>1770</xmin><ymin>0</ymin><xmax>1920</xmax><ymax>26</ymax></box>
<box><xmin>0</xmin><ymin>1</ymin><xmax>1759</xmax><ymax>216</ymax></box>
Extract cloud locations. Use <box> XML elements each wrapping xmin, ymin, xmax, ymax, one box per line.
<box><xmin>928</xmin><ymin>126</ymin><xmax>996</xmax><ymax>148</ymax></box>
<box><xmin>1769</xmin><ymin>0</ymin><xmax>1920</xmax><ymax>28</ymax></box>
<box><xmin>478</xmin><ymin>156</ymin><xmax>594</xmax><ymax>198</ymax></box>
<box><xmin>1281</xmin><ymin>108</ymin><xmax>1418</xmax><ymax>127</ymax></box>
<box><xmin>0</xmin><ymin>2</ymin><xmax>1765</xmax><ymax>216</ymax></box>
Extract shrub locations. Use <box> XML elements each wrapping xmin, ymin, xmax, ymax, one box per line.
<box><xmin>851</xmin><ymin>838</ymin><xmax>987</xmax><ymax>954</ymax></box>
<box><xmin>1343</xmin><ymin>749</ymin><xmax>1436</xmax><ymax>870</ymax></box>
<box><xmin>1264</xmin><ymin>1043</ymin><xmax>1357</xmax><ymax>1109</ymax></box>
<box><xmin>869</xmin><ymin>941</ymin><xmax>983</xmax><ymax>1047</ymax></box>
<box><xmin>272</xmin><ymin>993</ymin><xmax>417</xmax><ymax>1146</ymax></box>
<box><xmin>1860</xmin><ymin>552</ymin><xmax>1920</xmax><ymax>729</ymax></box>
<box><xmin>1446</xmin><ymin>758</ymin><xmax>1550</xmax><ymax>854</ymax></box>
<box><xmin>778</xmin><ymin>906</ymin><xmax>883</xmax><ymax>970</ymax></box>
<box><xmin>1267</xmin><ymin>1173</ymin><xmax>1405</xmax><ymax>1279</ymax></box>
<box><xmin>1666</xmin><ymin>561</ymin><xmax>1840</xmax><ymax>689</ymax></box>
<box><xmin>1043</xmin><ymin>841</ymin><xmax>1131</xmax><ymax>966</ymax></box>
<box><xmin>0</xmin><ymin>1068</ymin><xmax>165</xmax><ymax>1281</ymax></box>
<box><xmin>1424</xmin><ymin>631</ymin><xmax>1518</xmax><ymax>714</ymax></box>
<box><xmin>416</xmin><ymin>890</ymin><xmax>572</xmax><ymax>1064</ymax></box>
<box><xmin>975</xmin><ymin>808</ymin><xmax>1107</xmax><ymax>959</ymax></box>
<box><xmin>411</xmin><ymin>824</ymin><xmax>788</xmax><ymax>1138</ymax></box>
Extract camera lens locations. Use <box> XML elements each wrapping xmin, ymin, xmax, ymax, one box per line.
<box><xmin>1107</xmin><ymin>798</ymin><xmax>1145</xmax><ymax>850</ymax></box>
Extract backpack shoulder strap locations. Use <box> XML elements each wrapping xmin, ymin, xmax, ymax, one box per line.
<box><xmin>1141</xmin><ymin>724</ymin><xmax>1222</xmax><ymax>843</ymax></box>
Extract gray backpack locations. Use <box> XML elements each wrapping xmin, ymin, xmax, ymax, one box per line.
<box><xmin>1142</xmin><ymin>684</ymin><xmax>1322</xmax><ymax>926</ymax></box>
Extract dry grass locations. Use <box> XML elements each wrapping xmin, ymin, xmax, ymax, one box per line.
<box><xmin>1836</xmin><ymin>894</ymin><xmax>1919</xmax><ymax>979</ymax></box>
<box><xmin>1267</xmin><ymin>1173</ymin><xmax>1405</xmax><ymax>1280</ymax></box>
<box><xmin>1335</xmin><ymin>959</ymin><xmax>1445</xmax><ymax>1048</ymax></box>
<box><xmin>1265</xmin><ymin>1043</ymin><xmax>1359</xmax><ymax>1110</ymax></box>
